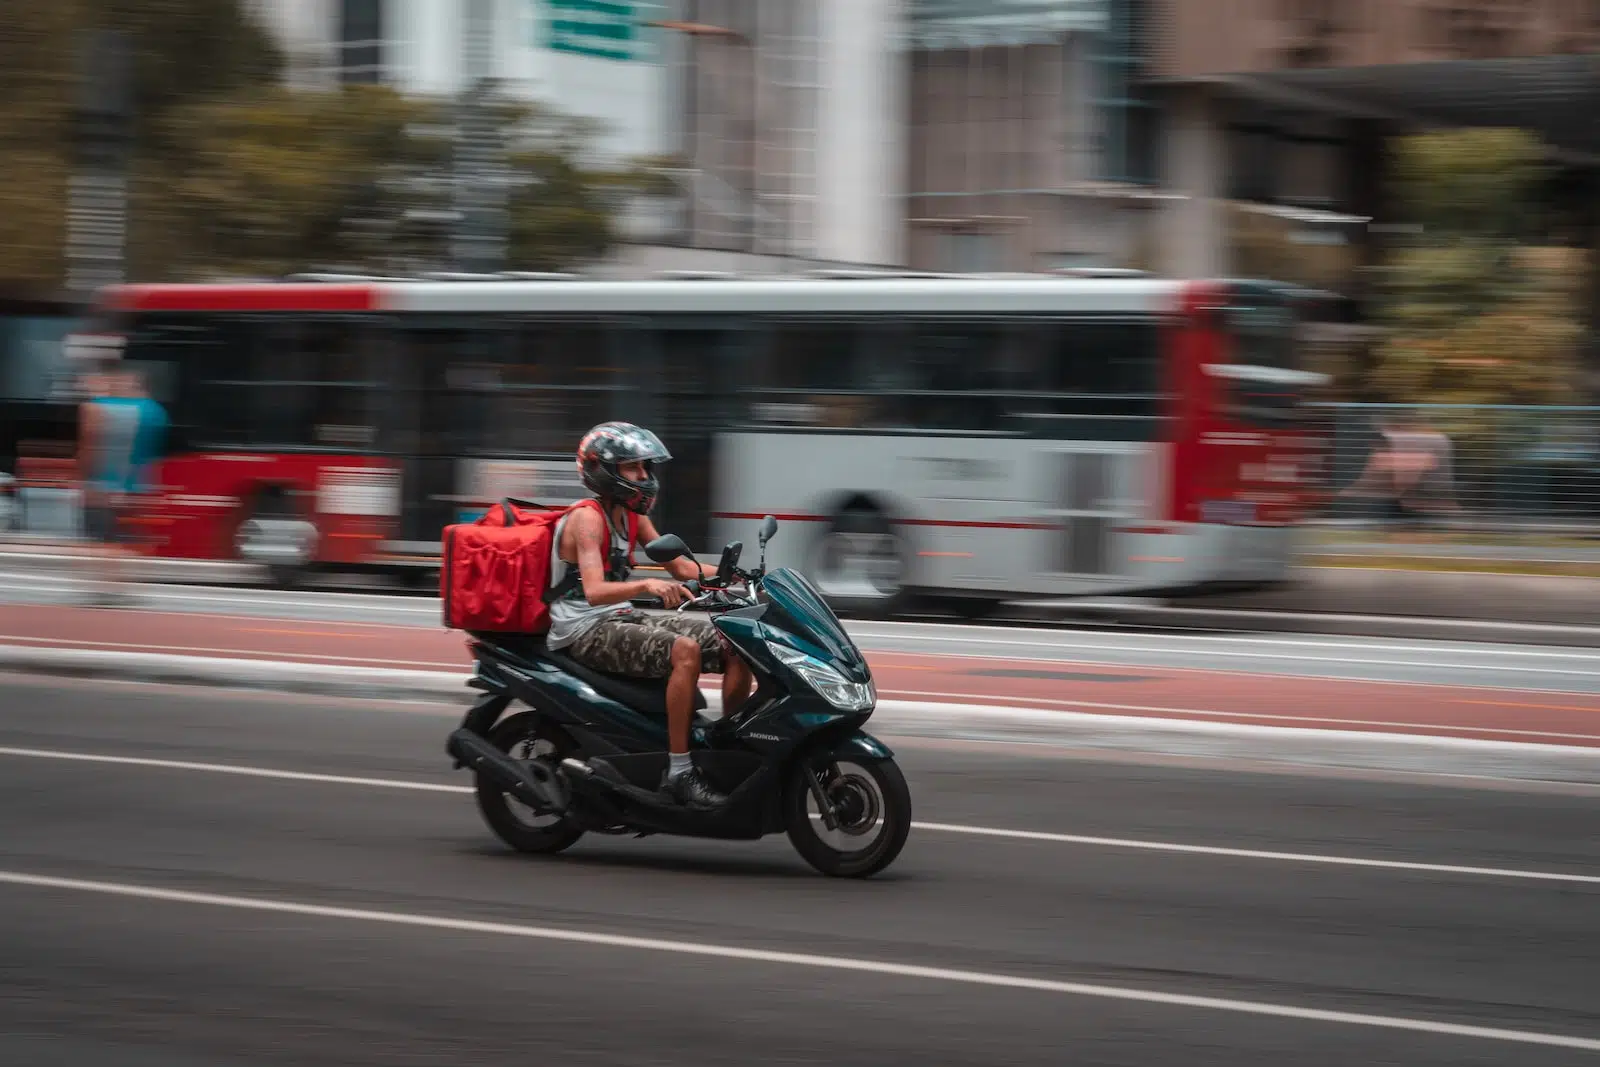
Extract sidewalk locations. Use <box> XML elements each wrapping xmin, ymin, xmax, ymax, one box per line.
<box><xmin>2</xmin><ymin>600</ymin><xmax>1597</xmax><ymax>785</ymax></box>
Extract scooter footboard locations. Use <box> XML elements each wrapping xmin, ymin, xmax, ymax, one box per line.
<box><xmin>598</xmin><ymin>750</ymin><xmax>764</xmax><ymax>797</ymax></box>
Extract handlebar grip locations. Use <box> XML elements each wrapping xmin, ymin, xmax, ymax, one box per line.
<box><xmin>683</xmin><ymin>580</ymin><xmax>702</xmax><ymax>596</ymax></box>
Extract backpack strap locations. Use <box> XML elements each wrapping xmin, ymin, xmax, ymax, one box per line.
<box><xmin>499</xmin><ymin>496</ymin><xmax>549</xmax><ymax>526</ymax></box>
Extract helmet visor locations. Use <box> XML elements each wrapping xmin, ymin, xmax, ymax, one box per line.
<box><xmin>606</xmin><ymin>424</ymin><xmax>672</xmax><ymax>464</ymax></box>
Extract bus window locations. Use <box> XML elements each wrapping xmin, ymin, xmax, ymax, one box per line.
<box><xmin>1220</xmin><ymin>299</ymin><xmax>1304</xmax><ymax>428</ymax></box>
<box><xmin>1039</xmin><ymin>319</ymin><xmax>1161</xmax><ymax>399</ymax></box>
<box><xmin>231</xmin><ymin>319</ymin><xmax>380</xmax><ymax>450</ymax></box>
<box><xmin>483</xmin><ymin>322</ymin><xmax>621</xmax><ymax>454</ymax></box>
<box><xmin>120</xmin><ymin>314</ymin><xmax>239</xmax><ymax>449</ymax></box>
<box><xmin>897</xmin><ymin>322</ymin><xmax>1016</xmax><ymax>432</ymax></box>
<box><xmin>744</xmin><ymin>322</ymin><xmax>873</xmax><ymax>429</ymax></box>
<box><xmin>1022</xmin><ymin>319</ymin><xmax>1164</xmax><ymax>435</ymax></box>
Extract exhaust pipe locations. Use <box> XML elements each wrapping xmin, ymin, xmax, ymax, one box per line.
<box><xmin>447</xmin><ymin>729</ymin><xmax>568</xmax><ymax>812</ymax></box>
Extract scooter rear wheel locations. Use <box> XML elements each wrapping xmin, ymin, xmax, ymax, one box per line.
<box><xmin>475</xmin><ymin>712</ymin><xmax>586</xmax><ymax>855</ymax></box>
<box><xmin>785</xmin><ymin>756</ymin><xmax>912</xmax><ymax>878</ymax></box>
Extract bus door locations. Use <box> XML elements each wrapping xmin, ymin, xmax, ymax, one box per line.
<box><xmin>1028</xmin><ymin>316</ymin><xmax>1165</xmax><ymax>585</ymax></box>
<box><xmin>1037</xmin><ymin>444</ymin><xmax>1146</xmax><ymax>582</ymax></box>
<box><xmin>387</xmin><ymin>321</ymin><xmax>502</xmax><ymax>548</ymax></box>
<box><xmin>620</xmin><ymin>317</ymin><xmax>742</xmax><ymax>556</ymax></box>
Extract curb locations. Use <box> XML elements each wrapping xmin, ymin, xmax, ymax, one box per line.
<box><xmin>4</xmin><ymin>644</ymin><xmax>1598</xmax><ymax>786</ymax></box>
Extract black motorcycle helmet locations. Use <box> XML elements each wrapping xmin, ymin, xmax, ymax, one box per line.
<box><xmin>576</xmin><ymin>422</ymin><xmax>672</xmax><ymax>514</ymax></box>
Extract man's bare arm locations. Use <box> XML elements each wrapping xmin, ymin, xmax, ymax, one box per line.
<box><xmin>572</xmin><ymin>508</ymin><xmax>685</xmax><ymax>607</ymax></box>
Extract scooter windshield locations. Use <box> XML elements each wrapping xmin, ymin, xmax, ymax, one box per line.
<box><xmin>760</xmin><ymin>568</ymin><xmax>869</xmax><ymax>676</ymax></box>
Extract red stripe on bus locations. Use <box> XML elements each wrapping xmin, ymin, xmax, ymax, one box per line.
<box><xmin>713</xmin><ymin>512</ymin><xmax>828</xmax><ymax>523</ymax></box>
<box><xmin>900</xmin><ymin>518</ymin><xmax>1057</xmax><ymax>531</ymax></box>
<box><xmin>111</xmin><ymin>284</ymin><xmax>380</xmax><ymax>313</ymax></box>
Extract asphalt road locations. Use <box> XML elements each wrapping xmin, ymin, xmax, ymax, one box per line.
<box><xmin>2</xmin><ymin>674</ymin><xmax>1597</xmax><ymax>1066</ymax></box>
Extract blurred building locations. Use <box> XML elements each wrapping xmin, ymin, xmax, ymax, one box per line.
<box><xmin>245</xmin><ymin>0</ymin><xmax>1599</xmax><ymax>369</ymax></box>
<box><xmin>663</xmin><ymin>0</ymin><xmax>1597</xmax><ymax>291</ymax></box>
<box><xmin>249</xmin><ymin>0</ymin><xmax>674</xmax><ymax>161</ymax></box>
<box><xmin>636</xmin><ymin>0</ymin><xmax>906</xmax><ymax>266</ymax></box>
<box><xmin>1148</xmin><ymin>1</ymin><xmax>1598</xmax><ymax>286</ymax></box>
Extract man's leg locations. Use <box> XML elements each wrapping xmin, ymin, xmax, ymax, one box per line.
<box><xmin>721</xmin><ymin>657</ymin><xmax>753</xmax><ymax>719</ymax></box>
<box><xmin>664</xmin><ymin>635</ymin><xmax>702</xmax><ymax>755</ymax></box>
<box><xmin>647</xmin><ymin>614</ymin><xmax>753</xmax><ymax>719</ymax></box>
<box><xmin>563</xmin><ymin>617</ymin><xmax>726</xmax><ymax>808</ymax></box>
<box><xmin>81</xmin><ymin>500</ymin><xmax>126</xmax><ymax>605</ymax></box>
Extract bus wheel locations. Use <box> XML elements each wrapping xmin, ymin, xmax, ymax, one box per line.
<box><xmin>234</xmin><ymin>487</ymin><xmax>317</xmax><ymax>589</ymax></box>
<box><xmin>814</xmin><ymin>507</ymin><xmax>909</xmax><ymax>619</ymax></box>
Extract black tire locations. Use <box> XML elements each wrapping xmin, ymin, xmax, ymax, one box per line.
<box><xmin>941</xmin><ymin>596</ymin><xmax>999</xmax><ymax>621</ymax></box>
<box><xmin>784</xmin><ymin>756</ymin><xmax>912</xmax><ymax>878</ymax></box>
<box><xmin>474</xmin><ymin>712</ymin><xmax>586</xmax><ymax>855</ymax></box>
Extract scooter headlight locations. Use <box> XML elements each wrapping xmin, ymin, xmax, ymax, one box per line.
<box><xmin>768</xmin><ymin>643</ymin><xmax>875</xmax><ymax>711</ymax></box>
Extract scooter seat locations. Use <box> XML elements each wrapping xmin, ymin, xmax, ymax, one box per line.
<box><xmin>469</xmin><ymin>631</ymin><xmax>707</xmax><ymax>720</ymax></box>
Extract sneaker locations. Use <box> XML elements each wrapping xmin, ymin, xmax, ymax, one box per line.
<box><xmin>660</xmin><ymin>767</ymin><xmax>728</xmax><ymax>810</ymax></box>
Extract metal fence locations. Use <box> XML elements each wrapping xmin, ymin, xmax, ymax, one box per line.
<box><xmin>1306</xmin><ymin>404</ymin><xmax>1600</xmax><ymax>547</ymax></box>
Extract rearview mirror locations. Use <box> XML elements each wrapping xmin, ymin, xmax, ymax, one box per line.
<box><xmin>759</xmin><ymin>515</ymin><xmax>779</xmax><ymax>545</ymax></box>
<box><xmin>717</xmin><ymin>540</ymin><xmax>743</xmax><ymax>583</ymax></box>
<box><xmin>644</xmin><ymin>534</ymin><xmax>691</xmax><ymax>564</ymax></box>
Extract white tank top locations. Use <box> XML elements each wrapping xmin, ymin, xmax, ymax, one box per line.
<box><xmin>546</xmin><ymin>510</ymin><xmax>633</xmax><ymax>649</ymax></box>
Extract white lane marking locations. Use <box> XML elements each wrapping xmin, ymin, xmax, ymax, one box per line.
<box><xmin>0</xmin><ymin>634</ymin><xmax>464</xmax><ymax>671</ymax></box>
<box><xmin>1</xmin><ymin>871</ymin><xmax>1596</xmax><ymax>1051</ymax></box>
<box><xmin>911</xmin><ymin>822</ymin><xmax>1600</xmax><ymax>885</ymax></box>
<box><xmin>860</xmin><ymin>632</ymin><xmax>1599</xmax><ymax>676</ymax></box>
<box><xmin>0</xmin><ymin>747</ymin><xmax>467</xmax><ymax>793</ymax></box>
<box><xmin>1109</xmin><ymin>607</ymin><xmax>1600</xmax><ymax>637</ymax></box>
<box><xmin>3</xmin><ymin>746</ymin><xmax>1595</xmax><ymax>885</ymax></box>
<box><xmin>0</xmin><ymin>576</ymin><xmax>436</xmax><ymax>613</ymax></box>
<box><xmin>876</xmin><ymin>690</ymin><xmax>1600</xmax><ymax>743</ymax></box>
<box><xmin>846</xmin><ymin>619</ymin><xmax>1600</xmax><ymax>660</ymax></box>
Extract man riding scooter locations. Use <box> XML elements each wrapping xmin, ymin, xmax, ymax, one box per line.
<box><xmin>545</xmin><ymin>422</ymin><xmax>755</xmax><ymax>810</ymax></box>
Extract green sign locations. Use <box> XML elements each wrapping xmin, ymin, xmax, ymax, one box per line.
<box><xmin>542</xmin><ymin>0</ymin><xmax>650</xmax><ymax>62</ymax></box>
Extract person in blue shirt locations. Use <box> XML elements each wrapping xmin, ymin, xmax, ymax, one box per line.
<box><xmin>77</xmin><ymin>363</ymin><xmax>167</xmax><ymax>606</ymax></box>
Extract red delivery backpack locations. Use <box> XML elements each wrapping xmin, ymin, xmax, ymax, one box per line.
<box><xmin>440</xmin><ymin>497</ymin><xmax>636</xmax><ymax>633</ymax></box>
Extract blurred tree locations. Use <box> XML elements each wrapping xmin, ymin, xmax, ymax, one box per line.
<box><xmin>151</xmin><ymin>84</ymin><xmax>437</xmax><ymax>277</ymax></box>
<box><xmin>0</xmin><ymin>0</ymin><xmax>282</xmax><ymax>295</ymax></box>
<box><xmin>0</xmin><ymin>4</ymin><xmax>83</xmax><ymax>296</ymax></box>
<box><xmin>1371</xmin><ymin>128</ymin><xmax>1585</xmax><ymax>407</ymax></box>
<box><xmin>152</xmin><ymin>88</ymin><xmax>639</xmax><ymax>277</ymax></box>
<box><xmin>1388</xmin><ymin>127</ymin><xmax>1545</xmax><ymax>243</ymax></box>
<box><xmin>506</xmin><ymin>146</ymin><xmax>618</xmax><ymax>271</ymax></box>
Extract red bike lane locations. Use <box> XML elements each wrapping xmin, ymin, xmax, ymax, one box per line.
<box><xmin>2</xmin><ymin>603</ymin><xmax>1596</xmax><ymax>748</ymax></box>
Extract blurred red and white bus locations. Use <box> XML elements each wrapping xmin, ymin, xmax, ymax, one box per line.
<box><xmin>92</xmin><ymin>274</ymin><xmax>1327</xmax><ymax>611</ymax></box>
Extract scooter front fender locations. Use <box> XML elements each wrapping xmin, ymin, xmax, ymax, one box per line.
<box><xmin>824</xmin><ymin>728</ymin><xmax>894</xmax><ymax>763</ymax></box>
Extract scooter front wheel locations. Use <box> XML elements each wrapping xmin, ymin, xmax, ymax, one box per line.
<box><xmin>475</xmin><ymin>712</ymin><xmax>586</xmax><ymax>855</ymax></box>
<box><xmin>785</xmin><ymin>756</ymin><xmax>912</xmax><ymax>878</ymax></box>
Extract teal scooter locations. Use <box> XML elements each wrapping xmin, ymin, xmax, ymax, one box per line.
<box><xmin>446</xmin><ymin>516</ymin><xmax>912</xmax><ymax>878</ymax></box>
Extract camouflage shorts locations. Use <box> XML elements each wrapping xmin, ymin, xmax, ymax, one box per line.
<box><xmin>564</xmin><ymin>613</ymin><xmax>726</xmax><ymax>679</ymax></box>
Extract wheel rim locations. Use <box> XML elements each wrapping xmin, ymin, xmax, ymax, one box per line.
<box><xmin>805</xmin><ymin>761</ymin><xmax>890</xmax><ymax>854</ymax></box>
<box><xmin>235</xmin><ymin>517</ymin><xmax>318</xmax><ymax>566</ymax></box>
<box><xmin>815</xmin><ymin>531</ymin><xmax>903</xmax><ymax>601</ymax></box>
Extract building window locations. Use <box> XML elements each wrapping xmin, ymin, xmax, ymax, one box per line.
<box><xmin>339</xmin><ymin>0</ymin><xmax>386</xmax><ymax>84</ymax></box>
<box><xmin>1096</xmin><ymin>0</ymin><xmax>1158</xmax><ymax>185</ymax></box>
<box><xmin>942</xmin><ymin>231</ymin><xmax>1004</xmax><ymax>273</ymax></box>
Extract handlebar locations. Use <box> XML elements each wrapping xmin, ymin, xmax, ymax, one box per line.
<box><xmin>628</xmin><ymin>575</ymin><xmax>760</xmax><ymax>613</ymax></box>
